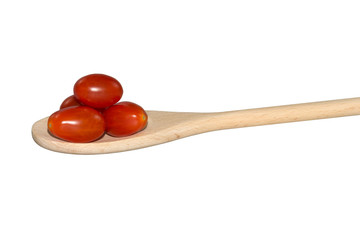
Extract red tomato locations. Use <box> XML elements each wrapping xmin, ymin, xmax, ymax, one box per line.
<box><xmin>48</xmin><ymin>106</ymin><xmax>105</xmax><ymax>143</ymax></box>
<box><xmin>103</xmin><ymin>101</ymin><xmax>148</xmax><ymax>137</ymax></box>
<box><xmin>60</xmin><ymin>95</ymin><xmax>82</xmax><ymax>109</ymax></box>
<box><xmin>74</xmin><ymin>74</ymin><xmax>123</xmax><ymax>109</ymax></box>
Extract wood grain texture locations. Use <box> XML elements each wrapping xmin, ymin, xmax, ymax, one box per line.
<box><xmin>32</xmin><ymin>97</ymin><xmax>360</xmax><ymax>154</ymax></box>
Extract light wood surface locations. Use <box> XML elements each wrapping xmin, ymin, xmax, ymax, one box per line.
<box><xmin>32</xmin><ymin>97</ymin><xmax>360</xmax><ymax>154</ymax></box>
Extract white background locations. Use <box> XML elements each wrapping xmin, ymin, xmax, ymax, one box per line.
<box><xmin>1</xmin><ymin>0</ymin><xmax>360</xmax><ymax>239</ymax></box>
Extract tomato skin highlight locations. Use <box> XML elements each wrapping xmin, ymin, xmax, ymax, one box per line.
<box><xmin>103</xmin><ymin>101</ymin><xmax>148</xmax><ymax>137</ymax></box>
<box><xmin>74</xmin><ymin>74</ymin><xmax>123</xmax><ymax>109</ymax></box>
<box><xmin>60</xmin><ymin>95</ymin><xmax>82</xmax><ymax>109</ymax></box>
<box><xmin>48</xmin><ymin>106</ymin><xmax>106</xmax><ymax>143</ymax></box>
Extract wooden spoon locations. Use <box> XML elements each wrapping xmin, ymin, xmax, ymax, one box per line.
<box><xmin>32</xmin><ymin>97</ymin><xmax>360</xmax><ymax>154</ymax></box>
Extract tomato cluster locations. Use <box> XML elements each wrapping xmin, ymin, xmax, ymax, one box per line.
<box><xmin>48</xmin><ymin>74</ymin><xmax>148</xmax><ymax>143</ymax></box>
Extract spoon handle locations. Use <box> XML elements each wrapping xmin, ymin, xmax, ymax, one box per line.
<box><xmin>205</xmin><ymin>97</ymin><xmax>360</xmax><ymax>131</ymax></box>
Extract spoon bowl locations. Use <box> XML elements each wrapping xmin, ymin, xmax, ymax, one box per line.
<box><xmin>32</xmin><ymin>111</ymin><xmax>209</xmax><ymax>154</ymax></box>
